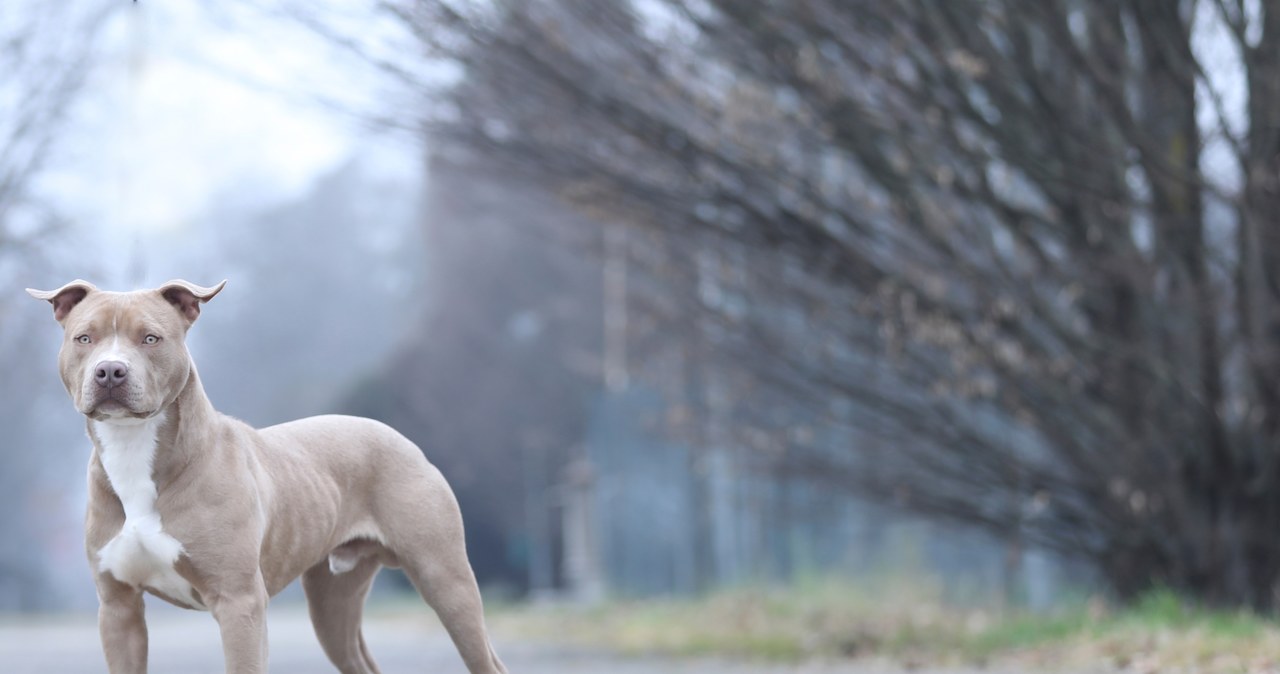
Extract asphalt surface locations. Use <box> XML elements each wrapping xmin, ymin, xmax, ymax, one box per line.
<box><xmin>0</xmin><ymin>599</ymin><xmax>1056</xmax><ymax>673</ymax></box>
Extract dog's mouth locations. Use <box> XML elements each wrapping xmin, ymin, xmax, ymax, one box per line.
<box><xmin>88</xmin><ymin>403</ymin><xmax>158</xmax><ymax>422</ymax></box>
<box><xmin>85</xmin><ymin>392</ymin><xmax>153</xmax><ymax>421</ymax></box>
<box><xmin>91</xmin><ymin>399</ymin><xmax>128</xmax><ymax>414</ymax></box>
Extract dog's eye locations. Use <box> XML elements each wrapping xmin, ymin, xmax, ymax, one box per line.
<box><xmin>75</xmin><ymin>334</ymin><xmax>91</xmax><ymax>345</ymax></box>
<box><xmin>143</xmin><ymin>334</ymin><xmax>160</xmax><ymax>345</ymax></box>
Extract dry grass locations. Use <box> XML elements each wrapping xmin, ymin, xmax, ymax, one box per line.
<box><xmin>489</xmin><ymin>578</ymin><xmax>1280</xmax><ymax>673</ymax></box>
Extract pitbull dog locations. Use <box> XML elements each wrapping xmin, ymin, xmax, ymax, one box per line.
<box><xmin>27</xmin><ymin>279</ymin><xmax>507</xmax><ymax>674</ymax></box>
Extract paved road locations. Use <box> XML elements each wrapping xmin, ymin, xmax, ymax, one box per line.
<box><xmin>0</xmin><ymin>600</ymin><xmax>1042</xmax><ymax>673</ymax></box>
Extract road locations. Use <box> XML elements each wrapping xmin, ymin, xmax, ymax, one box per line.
<box><xmin>0</xmin><ymin>600</ymin><xmax>1047</xmax><ymax>673</ymax></box>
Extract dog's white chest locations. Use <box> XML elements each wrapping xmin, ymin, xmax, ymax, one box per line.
<box><xmin>94</xmin><ymin>416</ymin><xmax>206</xmax><ymax>610</ymax></box>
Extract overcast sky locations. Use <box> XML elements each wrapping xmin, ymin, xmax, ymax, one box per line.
<box><xmin>36</xmin><ymin>1</ymin><xmax>422</xmax><ymax>272</ymax></box>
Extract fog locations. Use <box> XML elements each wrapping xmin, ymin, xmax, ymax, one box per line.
<box><xmin>11</xmin><ymin>0</ymin><xmax>1234</xmax><ymax>626</ymax></box>
<box><xmin>1</xmin><ymin>3</ymin><xmax>427</xmax><ymax>610</ymax></box>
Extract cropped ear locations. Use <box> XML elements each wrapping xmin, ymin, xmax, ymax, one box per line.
<box><xmin>158</xmin><ymin>279</ymin><xmax>227</xmax><ymax>323</ymax></box>
<box><xmin>26</xmin><ymin>280</ymin><xmax>98</xmax><ymax>323</ymax></box>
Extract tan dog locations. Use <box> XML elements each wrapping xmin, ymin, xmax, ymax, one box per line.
<box><xmin>27</xmin><ymin>280</ymin><xmax>507</xmax><ymax>674</ymax></box>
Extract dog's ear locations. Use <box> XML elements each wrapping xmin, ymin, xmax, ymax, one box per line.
<box><xmin>158</xmin><ymin>279</ymin><xmax>227</xmax><ymax>323</ymax></box>
<box><xmin>26</xmin><ymin>280</ymin><xmax>98</xmax><ymax>323</ymax></box>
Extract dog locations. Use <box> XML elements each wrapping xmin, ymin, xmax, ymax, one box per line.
<box><xmin>27</xmin><ymin>279</ymin><xmax>507</xmax><ymax>674</ymax></box>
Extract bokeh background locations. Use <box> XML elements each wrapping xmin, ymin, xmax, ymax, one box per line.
<box><xmin>3</xmin><ymin>1</ymin><xmax>1280</xmax><ymax>671</ymax></box>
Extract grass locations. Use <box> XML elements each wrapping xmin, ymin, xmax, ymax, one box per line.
<box><xmin>489</xmin><ymin>578</ymin><xmax>1280</xmax><ymax>672</ymax></box>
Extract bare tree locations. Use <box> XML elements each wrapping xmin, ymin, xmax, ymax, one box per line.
<box><xmin>0</xmin><ymin>3</ymin><xmax>113</xmax><ymax>248</ymax></box>
<box><xmin>0</xmin><ymin>1</ymin><xmax>116</xmax><ymax>611</ymax></box>
<box><xmin>343</xmin><ymin>1</ymin><xmax>1280</xmax><ymax>608</ymax></box>
<box><xmin>340</xmin><ymin>151</ymin><xmax>606</xmax><ymax>591</ymax></box>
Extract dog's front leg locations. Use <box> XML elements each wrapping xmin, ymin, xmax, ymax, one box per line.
<box><xmin>97</xmin><ymin>575</ymin><xmax>148</xmax><ymax>674</ymax></box>
<box><xmin>209</xmin><ymin>576</ymin><xmax>269</xmax><ymax>673</ymax></box>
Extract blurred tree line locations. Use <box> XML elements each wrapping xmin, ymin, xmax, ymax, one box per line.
<box><xmin>9</xmin><ymin>0</ymin><xmax>1280</xmax><ymax>613</ymax></box>
<box><xmin>340</xmin><ymin>153</ymin><xmax>605</xmax><ymax>588</ymax></box>
<box><xmin>0</xmin><ymin>3</ymin><xmax>116</xmax><ymax>610</ymax></box>
<box><xmin>334</xmin><ymin>0</ymin><xmax>1280</xmax><ymax>609</ymax></box>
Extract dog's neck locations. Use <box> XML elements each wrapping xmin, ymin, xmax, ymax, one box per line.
<box><xmin>168</xmin><ymin>362</ymin><xmax>218</xmax><ymax>437</ymax></box>
<box><xmin>92</xmin><ymin>411</ymin><xmax>168</xmax><ymax>522</ymax></box>
<box><xmin>89</xmin><ymin>360</ymin><xmax>222</xmax><ymax>494</ymax></box>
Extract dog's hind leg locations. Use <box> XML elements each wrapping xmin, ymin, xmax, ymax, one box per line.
<box><xmin>382</xmin><ymin>484</ymin><xmax>508</xmax><ymax>673</ymax></box>
<box><xmin>372</xmin><ymin>448</ymin><xmax>507</xmax><ymax>673</ymax></box>
<box><xmin>302</xmin><ymin>556</ymin><xmax>382</xmax><ymax>674</ymax></box>
<box><xmin>399</xmin><ymin>549</ymin><xmax>508</xmax><ymax>674</ymax></box>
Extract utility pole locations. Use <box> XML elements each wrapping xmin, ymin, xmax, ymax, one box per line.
<box><xmin>603</xmin><ymin>224</ymin><xmax>629</xmax><ymax>392</ymax></box>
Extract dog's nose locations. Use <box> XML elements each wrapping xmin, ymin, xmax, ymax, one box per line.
<box><xmin>94</xmin><ymin>361</ymin><xmax>129</xmax><ymax>388</ymax></box>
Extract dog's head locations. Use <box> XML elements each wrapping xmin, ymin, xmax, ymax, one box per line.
<box><xmin>27</xmin><ymin>280</ymin><xmax>225</xmax><ymax>423</ymax></box>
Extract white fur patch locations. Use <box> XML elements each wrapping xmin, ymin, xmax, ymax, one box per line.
<box><xmin>94</xmin><ymin>413</ymin><xmax>206</xmax><ymax>610</ymax></box>
<box><xmin>328</xmin><ymin>553</ymin><xmax>360</xmax><ymax>575</ymax></box>
<box><xmin>328</xmin><ymin>521</ymin><xmax>385</xmax><ymax>575</ymax></box>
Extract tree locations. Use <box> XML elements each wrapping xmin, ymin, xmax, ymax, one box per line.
<box><xmin>341</xmin><ymin>151</ymin><xmax>606</xmax><ymax>591</ymax></box>
<box><xmin>0</xmin><ymin>3</ymin><xmax>116</xmax><ymax>236</ymax></box>
<box><xmin>0</xmin><ymin>1</ymin><xmax>118</xmax><ymax>611</ymax></box>
<box><xmin>369</xmin><ymin>1</ymin><xmax>1280</xmax><ymax>609</ymax></box>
